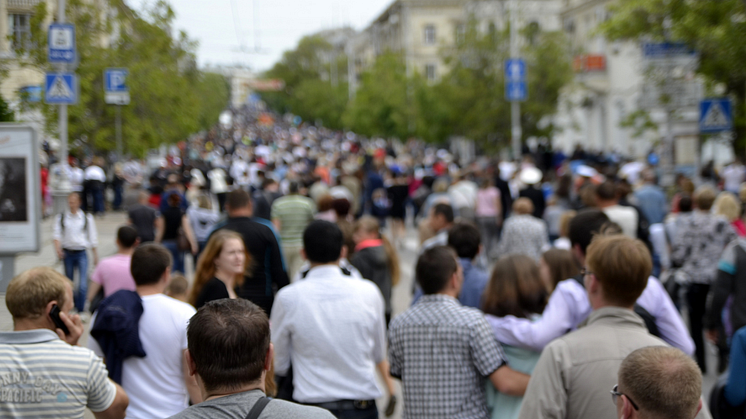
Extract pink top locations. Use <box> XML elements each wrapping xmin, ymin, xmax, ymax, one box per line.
<box><xmin>475</xmin><ymin>187</ymin><xmax>501</xmax><ymax>217</ymax></box>
<box><xmin>91</xmin><ymin>254</ymin><xmax>136</xmax><ymax>297</ymax></box>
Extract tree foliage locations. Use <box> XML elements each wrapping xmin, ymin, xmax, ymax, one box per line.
<box><xmin>262</xmin><ymin>35</ymin><xmax>348</xmax><ymax>129</ymax></box>
<box><xmin>20</xmin><ymin>0</ymin><xmax>229</xmax><ymax>157</ymax></box>
<box><xmin>0</xmin><ymin>96</ymin><xmax>14</xmax><ymax>122</ymax></box>
<box><xmin>599</xmin><ymin>0</ymin><xmax>746</xmax><ymax>152</ymax></box>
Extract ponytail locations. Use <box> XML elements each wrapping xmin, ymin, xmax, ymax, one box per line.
<box><xmin>380</xmin><ymin>235</ymin><xmax>401</xmax><ymax>287</ymax></box>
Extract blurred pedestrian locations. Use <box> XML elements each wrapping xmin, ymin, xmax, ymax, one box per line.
<box><xmin>496</xmin><ymin>198</ymin><xmax>548</xmax><ymax>261</ymax></box>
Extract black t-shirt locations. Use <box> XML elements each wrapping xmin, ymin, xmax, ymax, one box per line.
<box><xmin>128</xmin><ymin>204</ymin><xmax>158</xmax><ymax>242</ymax></box>
<box><xmin>162</xmin><ymin>206</ymin><xmax>184</xmax><ymax>240</ymax></box>
<box><xmin>195</xmin><ymin>277</ymin><xmax>230</xmax><ymax>309</ymax></box>
<box><xmin>210</xmin><ymin>217</ymin><xmax>289</xmax><ymax>315</ymax></box>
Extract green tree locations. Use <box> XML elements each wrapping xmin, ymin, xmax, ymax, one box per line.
<box><xmin>343</xmin><ymin>52</ymin><xmax>412</xmax><ymax>139</ymax></box>
<box><xmin>0</xmin><ymin>96</ymin><xmax>14</xmax><ymax>122</ymax></box>
<box><xmin>599</xmin><ymin>0</ymin><xmax>746</xmax><ymax>152</ymax></box>
<box><xmin>22</xmin><ymin>0</ymin><xmax>227</xmax><ymax>157</ymax></box>
<box><xmin>432</xmin><ymin>20</ymin><xmax>573</xmax><ymax>151</ymax></box>
<box><xmin>262</xmin><ymin>34</ymin><xmax>348</xmax><ymax>128</ymax></box>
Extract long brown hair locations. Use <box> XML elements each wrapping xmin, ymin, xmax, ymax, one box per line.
<box><xmin>189</xmin><ymin>230</ymin><xmax>249</xmax><ymax>307</ymax></box>
<box><xmin>541</xmin><ymin>248</ymin><xmax>580</xmax><ymax>292</ymax></box>
<box><xmin>482</xmin><ymin>254</ymin><xmax>548</xmax><ymax>318</ymax></box>
<box><xmin>354</xmin><ymin>216</ymin><xmax>400</xmax><ymax>286</ymax></box>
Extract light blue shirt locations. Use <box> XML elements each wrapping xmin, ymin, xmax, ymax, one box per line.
<box><xmin>634</xmin><ymin>184</ymin><xmax>668</xmax><ymax>225</ymax></box>
<box><xmin>487</xmin><ymin>276</ymin><xmax>695</xmax><ymax>355</ymax></box>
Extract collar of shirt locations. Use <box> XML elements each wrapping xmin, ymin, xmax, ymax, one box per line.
<box><xmin>0</xmin><ymin>329</ymin><xmax>59</xmax><ymax>344</ymax></box>
<box><xmin>584</xmin><ymin>306</ymin><xmax>646</xmax><ymax>330</ymax></box>
<box><xmin>459</xmin><ymin>257</ymin><xmax>474</xmax><ymax>272</ymax></box>
<box><xmin>305</xmin><ymin>264</ymin><xmax>346</xmax><ymax>281</ymax></box>
<box><xmin>418</xmin><ymin>293</ymin><xmax>460</xmax><ymax>306</ymax></box>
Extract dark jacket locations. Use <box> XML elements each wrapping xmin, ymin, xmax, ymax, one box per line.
<box><xmin>90</xmin><ymin>290</ymin><xmax>146</xmax><ymax>384</ymax></box>
<box><xmin>350</xmin><ymin>245</ymin><xmax>392</xmax><ymax>314</ymax></box>
<box><xmin>707</xmin><ymin>240</ymin><xmax>746</xmax><ymax>334</ymax></box>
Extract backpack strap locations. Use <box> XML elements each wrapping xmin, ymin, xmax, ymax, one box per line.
<box><xmin>245</xmin><ymin>396</ymin><xmax>271</xmax><ymax>419</ymax></box>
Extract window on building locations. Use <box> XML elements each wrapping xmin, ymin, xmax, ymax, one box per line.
<box><xmin>456</xmin><ymin>23</ymin><xmax>466</xmax><ymax>44</ymax></box>
<box><xmin>426</xmin><ymin>64</ymin><xmax>437</xmax><ymax>81</ymax></box>
<box><xmin>424</xmin><ymin>24</ymin><xmax>436</xmax><ymax>45</ymax></box>
<box><xmin>8</xmin><ymin>13</ymin><xmax>33</xmax><ymax>51</ymax></box>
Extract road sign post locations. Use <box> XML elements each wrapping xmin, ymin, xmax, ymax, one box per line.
<box><xmin>104</xmin><ymin>68</ymin><xmax>130</xmax><ymax>160</ymax></box>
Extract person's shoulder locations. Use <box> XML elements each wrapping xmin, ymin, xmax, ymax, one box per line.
<box><xmin>266</xmin><ymin>399</ymin><xmax>336</xmax><ymax>418</ymax></box>
<box><xmin>155</xmin><ymin>294</ymin><xmax>197</xmax><ymax>316</ymax></box>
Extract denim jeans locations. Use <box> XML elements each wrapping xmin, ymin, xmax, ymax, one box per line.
<box><xmin>162</xmin><ymin>240</ymin><xmax>185</xmax><ymax>274</ymax></box>
<box><xmin>92</xmin><ymin>188</ymin><xmax>104</xmax><ymax>214</ymax></box>
<box><xmin>63</xmin><ymin>250</ymin><xmax>88</xmax><ymax>312</ymax></box>
<box><xmin>112</xmin><ymin>185</ymin><xmax>123</xmax><ymax>210</ymax></box>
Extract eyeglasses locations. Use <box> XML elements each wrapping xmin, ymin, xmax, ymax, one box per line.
<box><xmin>611</xmin><ymin>384</ymin><xmax>639</xmax><ymax>411</ymax></box>
<box><xmin>580</xmin><ymin>268</ymin><xmax>593</xmax><ymax>277</ymax></box>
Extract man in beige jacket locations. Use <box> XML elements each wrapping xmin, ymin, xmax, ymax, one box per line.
<box><xmin>518</xmin><ymin>235</ymin><xmax>711</xmax><ymax>419</ymax></box>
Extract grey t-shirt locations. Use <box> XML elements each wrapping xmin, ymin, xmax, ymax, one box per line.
<box><xmin>167</xmin><ymin>389</ymin><xmax>335</xmax><ymax>419</ymax></box>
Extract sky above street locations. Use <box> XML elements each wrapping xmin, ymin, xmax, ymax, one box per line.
<box><xmin>132</xmin><ymin>0</ymin><xmax>392</xmax><ymax>73</ymax></box>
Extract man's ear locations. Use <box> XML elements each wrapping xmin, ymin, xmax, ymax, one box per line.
<box><xmin>340</xmin><ymin>245</ymin><xmax>348</xmax><ymax>260</ymax></box>
<box><xmin>301</xmin><ymin>248</ymin><xmax>307</xmax><ymax>261</ymax></box>
<box><xmin>265</xmin><ymin>343</ymin><xmax>274</xmax><ymax>372</ymax></box>
<box><xmin>185</xmin><ymin>349</ymin><xmax>198</xmax><ymax>377</ymax></box>
<box><xmin>695</xmin><ymin>398</ymin><xmax>703</xmax><ymax>416</ymax></box>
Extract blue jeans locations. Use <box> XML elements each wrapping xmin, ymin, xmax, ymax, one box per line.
<box><xmin>162</xmin><ymin>240</ymin><xmax>185</xmax><ymax>274</ymax></box>
<box><xmin>112</xmin><ymin>185</ymin><xmax>123</xmax><ymax>210</ymax></box>
<box><xmin>92</xmin><ymin>188</ymin><xmax>104</xmax><ymax>214</ymax></box>
<box><xmin>63</xmin><ymin>250</ymin><xmax>88</xmax><ymax>312</ymax></box>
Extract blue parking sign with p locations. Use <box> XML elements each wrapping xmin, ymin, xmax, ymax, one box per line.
<box><xmin>105</xmin><ymin>69</ymin><xmax>129</xmax><ymax>93</ymax></box>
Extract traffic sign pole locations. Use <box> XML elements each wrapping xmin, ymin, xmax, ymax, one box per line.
<box><xmin>53</xmin><ymin>0</ymin><xmax>71</xmax><ymax>216</ymax></box>
<box><xmin>509</xmin><ymin>0</ymin><xmax>522</xmax><ymax>161</ymax></box>
<box><xmin>116</xmin><ymin>105</ymin><xmax>122</xmax><ymax>161</ymax></box>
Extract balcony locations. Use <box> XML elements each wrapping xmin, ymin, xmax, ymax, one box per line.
<box><xmin>7</xmin><ymin>0</ymin><xmax>43</xmax><ymax>10</ymax></box>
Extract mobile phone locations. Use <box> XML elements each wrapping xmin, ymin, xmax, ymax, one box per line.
<box><xmin>49</xmin><ymin>304</ymin><xmax>70</xmax><ymax>335</ymax></box>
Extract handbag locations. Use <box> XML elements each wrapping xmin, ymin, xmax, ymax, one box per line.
<box><xmin>176</xmin><ymin>227</ymin><xmax>190</xmax><ymax>251</ymax></box>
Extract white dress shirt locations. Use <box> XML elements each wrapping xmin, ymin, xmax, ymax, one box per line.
<box><xmin>487</xmin><ymin>275</ymin><xmax>695</xmax><ymax>356</ymax></box>
<box><xmin>270</xmin><ymin>265</ymin><xmax>386</xmax><ymax>403</ymax></box>
<box><xmin>52</xmin><ymin>211</ymin><xmax>98</xmax><ymax>250</ymax></box>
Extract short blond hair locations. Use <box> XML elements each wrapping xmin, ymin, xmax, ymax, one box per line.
<box><xmin>694</xmin><ymin>186</ymin><xmax>717</xmax><ymax>211</ymax></box>
<box><xmin>6</xmin><ymin>268</ymin><xmax>69</xmax><ymax>319</ymax></box>
<box><xmin>513</xmin><ymin>198</ymin><xmax>534</xmax><ymax>215</ymax></box>
<box><xmin>619</xmin><ymin>346</ymin><xmax>702</xmax><ymax>419</ymax></box>
<box><xmin>713</xmin><ymin>192</ymin><xmax>742</xmax><ymax>222</ymax></box>
<box><xmin>586</xmin><ymin>235</ymin><xmax>651</xmax><ymax>307</ymax></box>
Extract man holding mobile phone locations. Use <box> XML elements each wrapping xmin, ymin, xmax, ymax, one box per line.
<box><xmin>0</xmin><ymin>267</ymin><xmax>128</xmax><ymax>418</ymax></box>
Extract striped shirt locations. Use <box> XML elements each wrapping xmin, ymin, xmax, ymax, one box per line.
<box><xmin>0</xmin><ymin>329</ymin><xmax>116</xmax><ymax>418</ymax></box>
<box><xmin>271</xmin><ymin>194</ymin><xmax>316</xmax><ymax>245</ymax></box>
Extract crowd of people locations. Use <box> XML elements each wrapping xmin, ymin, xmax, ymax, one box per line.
<box><xmin>8</xmin><ymin>104</ymin><xmax>746</xmax><ymax>418</ymax></box>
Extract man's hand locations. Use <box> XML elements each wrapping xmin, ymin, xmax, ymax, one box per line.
<box><xmin>55</xmin><ymin>311</ymin><xmax>84</xmax><ymax>346</ymax></box>
<box><xmin>706</xmin><ymin>329</ymin><xmax>718</xmax><ymax>343</ymax></box>
<box><xmin>57</xmin><ymin>249</ymin><xmax>64</xmax><ymax>260</ymax></box>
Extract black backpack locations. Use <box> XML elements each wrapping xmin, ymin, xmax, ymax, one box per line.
<box><xmin>572</xmin><ymin>274</ymin><xmax>661</xmax><ymax>338</ymax></box>
<box><xmin>59</xmin><ymin>212</ymin><xmax>89</xmax><ymax>234</ymax></box>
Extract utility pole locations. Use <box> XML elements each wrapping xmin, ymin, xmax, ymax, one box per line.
<box><xmin>509</xmin><ymin>0</ymin><xmax>522</xmax><ymax>161</ymax></box>
<box><xmin>115</xmin><ymin>104</ymin><xmax>123</xmax><ymax>160</ymax></box>
<box><xmin>661</xmin><ymin>17</ymin><xmax>676</xmax><ymax>187</ymax></box>
<box><xmin>53</xmin><ymin>0</ymin><xmax>71</xmax><ymax>215</ymax></box>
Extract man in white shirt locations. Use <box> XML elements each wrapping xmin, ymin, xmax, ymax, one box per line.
<box><xmin>84</xmin><ymin>157</ymin><xmax>107</xmax><ymax>215</ymax></box>
<box><xmin>595</xmin><ymin>181</ymin><xmax>638</xmax><ymax>238</ymax></box>
<box><xmin>53</xmin><ymin>193</ymin><xmax>99</xmax><ymax>314</ymax></box>
<box><xmin>271</xmin><ymin>220</ymin><xmax>391</xmax><ymax>418</ymax></box>
<box><xmin>449</xmin><ymin>174</ymin><xmax>478</xmax><ymax>221</ymax></box>
<box><xmin>89</xmin><ymin>243</ymin><xmax>201</xmax><ymax>418</ymax></box>
<box><xmin>722</xmin><ymin>160</ymin><xmax>746</xmax><ymax>194</ymax></box>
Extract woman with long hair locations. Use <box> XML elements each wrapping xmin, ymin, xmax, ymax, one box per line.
<box><xmin>714</xmin><ymin>191</ymin><xmax>746</xmax><ymax>237</ymax></box>
<box><xmin>350</xmin><ymin>216</ymin><xmax>400</xmax><ymax>326</ymax></box>
<box><xmin>483</xmin><ymin>254</ymin><xmax>549</xmax><ymax>419</ymax></box>
<box><xmin>189</xmin><ymin>230</ymin><xmax>249</xmax><ymax>309</ymax></box>
<box><xmin>539</xmin><ymin>248</ymin><xmax>580</xmax><ymax>294</ymax></box>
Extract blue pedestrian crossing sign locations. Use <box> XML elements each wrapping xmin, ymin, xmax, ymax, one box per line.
<box><xmin>44</xmin><ymin>73</ymin><xmax>78</xmax><ymax>104</ymax></box>
<box><xmin>699</xmin><ymin>99</ymin><xmax>732</xmax><ymax>134</ymax></box>
<box><xmin>48</xmin><ymin>24</ymin><xmax>76</xmax><ymax>64</ymax></box>
<box><xmin>505</xmin><ymin>58</ymin><xmax>527</xmax><ymax>102</ymax></box>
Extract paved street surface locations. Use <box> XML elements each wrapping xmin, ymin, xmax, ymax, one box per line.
<box><xmin>0</xmin><ymin>214</ymin><xmax>719</xmax><ymax>418</ymax></box>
